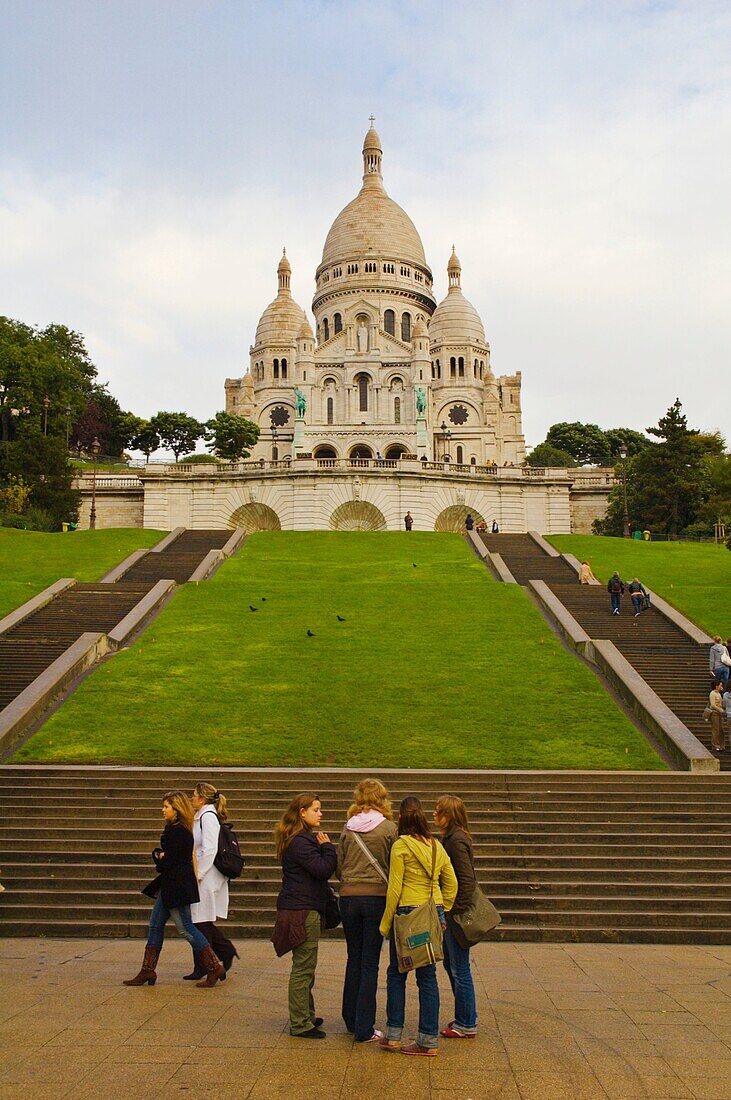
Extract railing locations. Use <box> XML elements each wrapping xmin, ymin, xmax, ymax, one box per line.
<box><xmin>142</xmin><ymin>459</ymin><xmax>577</xmax><ymax>480</ymax></box>
<box><xmin>74</xmin><ymin>475</ymin><xmax>143</xmax><ymax>489</ymax></box>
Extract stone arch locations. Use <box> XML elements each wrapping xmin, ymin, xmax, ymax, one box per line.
<box><xmin>314</xmin><ymin>444</ymin><xmax>338</xmax><ymax>459</ymax></box>
<box><xmin>434</xmin><ymin>504</ymin><xmax>486</xmax><ymax>533</ymax></box>
<box><xmin>385</xmin><ymin>443</ymin><xmax>408</xmax><ymax>459</ymax></box>
<box><xmin>349</xmin><ymin>443</ymin><xmax>373</xmax><ymax>459</ymax></box>
<box><xmin>330</xmin><ymin>500</ymin><xmax>387</xmax><ymax>531</ymax></box>
<box><xmin>229</xmin><ymin>502</ymin><xmax>282</xmax><ymax>533</ymax></box>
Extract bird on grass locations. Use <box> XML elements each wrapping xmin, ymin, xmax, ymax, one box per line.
<box><xmin>249</xmin><ymin>605</ymin><xmax>258</xmax><ymax>612</ymax></box>
<box><xmin>336</xmin><ymin>615</ymin><xmax>346</xmax><ymax>622</ymax></box>
<box><xmin>412</xmin><ymin>563</ymin><xmax>417</xmax><ymax>568</ymax></box>
<box><xmin>307</xmin><ymin>629</ymin><xmax>315</xmax><ymax>637</ymax></box>
<box><xmin>261</xmin><ymin>597</ymin><xmax>267</xmax><ymax>602</ymax></box>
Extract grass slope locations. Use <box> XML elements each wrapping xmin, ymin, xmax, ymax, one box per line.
<box><xmin>0</xmin><ymin>528</ymin><xmax>165</xmax><ymax>619</ymax></box>
<box><xmin>17</xmin><ymin>532</ymin><xmax>664</xmax><ymax>769</ymax></box>
<box><xmin>547</xmin><ymin>535</ymin><xmax>731</xmax><ymax>636</ymax></box>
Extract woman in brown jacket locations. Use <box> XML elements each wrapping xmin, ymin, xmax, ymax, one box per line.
<box><xmin>433</xmin><ymin>795</ymin><xmax>478</xmax><ymax>1038</ymax></box>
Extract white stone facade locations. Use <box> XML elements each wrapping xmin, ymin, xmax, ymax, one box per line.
<box><xmin>225</xmin><ymin>123</ymin><xmax>525</xmax><ymax>468</ymax></box>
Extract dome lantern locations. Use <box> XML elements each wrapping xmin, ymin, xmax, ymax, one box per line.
<box><xmin>447</xmin><ymin>246</ymin><xmax>461</xmax><ymax>290</ymax></box>
<box><xmin>277</xmin><ymin>249</ymin><xmax>291</xmax><ymax>293</ymax></box>
<box><xmin>362</xmin><ymin>115</ymin><xmax>383</xmax><ymax>189</ymax></box>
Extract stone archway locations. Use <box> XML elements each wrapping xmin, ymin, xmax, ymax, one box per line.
<box><xmin>229</xmin><ymin>502</ymin><xmax>282</xmax><ymax>532</ymax></box>
<box><xmin>349</xmin><ymin>444</ymin><xmax>373</xmax><ymax>460</ymax></box>
<box><xmin>314</xmin><ymin>445</ymin><xmax>338</xmax><ymax>459</ymax></box>
<box><xmin>330</xmin><ymin>500</ymin><xmax>387</xmax><ymax>531</ymax></box>
<box><xmin>434</xmin><ymin>504</ymin><xmax>485</xmax><ymax>533</ymax></box>
<box><xmin>385</xmin><ymin>444</ymin><xmax>408</xmax><ymax>459</ymax></box>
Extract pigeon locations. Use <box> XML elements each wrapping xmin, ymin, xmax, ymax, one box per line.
<box><xmin>413</xmin><ymin>563</ymin><xmax>417</xmax><ymax>568</ymax></box>
<box><xmin>336</xmin><ymin>615</ymin><xmax>346</xmax><ymax>622</ymax></box>
<box><xmin>261</xmin><ymin>597</ymin><xmax>267</xmax><ymax>602</ymax></box>
<box><xmin>307</xmin><ymin>629</ymin><xmax>315</xmax><ymax>637</ymax></box>
<box><xmin>249</xmin><ymin>605</ymin><xmax>258</xmax><ymax>612</ymax></box>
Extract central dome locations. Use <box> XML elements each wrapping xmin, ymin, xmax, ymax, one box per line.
<box><xmin>320</xmin><ymin>125</ymin><xmax>428</xmax><ymax>270</ymax></box>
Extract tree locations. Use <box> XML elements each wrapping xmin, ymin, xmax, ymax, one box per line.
<box><xmin>594</xmin><ymin>399</ymin><xmax>708</xmax><ymax>537</ymax></box>
<box><xmin>204</xmin><ymin>411</ymin><xmax>260</xmax><ymax>462</ymax></box>
<box><xmin>129</xmin><ymin>421</ymin><xmax>161</xmax><ymax>461</ymax></box>
<box><xmin>545</xmin><ymin>422</ymin><xmax>611</xmax><ymax>464</ymax></box>
<box><xmin>526</xmin><ymin>443</ymin><xmax>578</xmax><ymax>468</ymax></box>
<box><xmin>1</xmin><ymin>423</ymin><xmax>80</xmax><ymax>527</ymax></box>
<box><xmin>150</xmin><ymin>412</ymin><xmax>205</xmax><ymax>462</ymax></box>
<box><xmin>603</xmin><ymin>427</ymin><xmax>651</xmax><ymax>459</ymax></box>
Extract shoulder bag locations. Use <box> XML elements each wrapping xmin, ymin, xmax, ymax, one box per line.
<box><xmin>450</xmin><ymin>844</ymin><xmax>502</xmax><ymax>945</ymax></box>
<box><xmin>392</xmin><ymin>840</ymin><xmax>443</xmax><ymax>973</ymax></box>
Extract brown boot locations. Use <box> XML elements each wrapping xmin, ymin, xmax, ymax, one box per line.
<box><xmin>123</xmin><ymin>945</ymin><xmax>159</xmax><ymax>986</ymax></box>
<box><xmin>196</xmin><ymin>944</ymin><xmax>225</xmax><ymax>988</ymax></box>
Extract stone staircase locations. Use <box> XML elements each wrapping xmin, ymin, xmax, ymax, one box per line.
<box><xmin>480</xmin><ymin>534</ymin><xmax>725</xmax><ymax>768</ymax></box>
<box><xmin>2</xmin><ymin>767</ymin><xmax>731</xmax><ymax>943</ymax></box>
<box><xmin>0</xmin><ymin>530</ymin><xmax>232</xmax><ymax>720</ymax></box>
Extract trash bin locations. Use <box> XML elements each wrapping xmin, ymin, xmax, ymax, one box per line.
<box><xmin>643</xmin><ymin>530</ymin><xmax>651</xmax><ymax>541</ymax></box>
<box><xmin>61</xmin><ymin>522</ymin><xmax>69</xmax><ymax>533</ymax></box>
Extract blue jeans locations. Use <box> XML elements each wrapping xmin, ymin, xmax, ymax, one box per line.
<box><xmin>442</xmin><ymin>922</ymin><xmax>477</xmax><ymax>1031</ymax></box>
<box><xmin>631</xmin><ymin>594</ymin><xmax>643</xmax><ymax>614</ymax></box>
<box><xmin>713</xmin><ymin>666</ymin><xmax>729</xmax><ymax>688</ymax></box>
<box><xmin>610</xmin><ymin>592</ymin><xmax>621</xmax><ymax>613</ymax></box>
<box><xmin>386</xmin><ymin>905</ymin><xmax>444</xmax><ymax>1049</ymax></box>
<box><xmin>340</xmin><ymin>895</ymin><xmax>386</xmax><ymax>1041</ymax></box>
<box><xmin>147</xmin><ymin>893</ymin><xmax>209</xmax><ymax>952</ymax></box>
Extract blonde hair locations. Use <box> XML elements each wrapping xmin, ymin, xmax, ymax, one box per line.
<box><xmin>347</xmin><ymin>777</ymin><xmax>393</xmax><ymax>821</ymax></box>
<box><xmin>435</xmin><ymin>794</ymin><xmax>473</xmax><ymax>840</ymax></box>
<box><xmin>163</xmin><ymin>789</ymin><xmax>195</xmax><ymax>833</ymax></box>
<box><xmin>275</xmin><ymin>793</ymin><xmax>319</xmax><ymax>861</ymax></box>
<box><xmin>194</xmin><ymin>781</ymin><xmax>228</xmax><ymax>821</ymax></box>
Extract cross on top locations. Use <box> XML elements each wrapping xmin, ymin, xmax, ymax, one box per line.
<box><xmin>368</xmin><ymin>114</ymin><xmax>375</xmax><ymax>127</ymax></box>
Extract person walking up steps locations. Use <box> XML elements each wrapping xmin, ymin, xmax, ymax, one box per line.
<box><xmin>338</xmin><ymin>778</ymin><xmax>397</xmax><ymax>1043</ymax></box>
<box><xmin>628</xmin><ymin>578</ymin><xmax>649</xmax><ymax>617</ymax></box>
<box><xmin>273</xmin><ymin>793</ymin><xmax>337</xmax><ymax>1039</ymax></box>
<box><xmin>124</xmin><ymin>790</ymin><xmax>224</xmax><ymax>988</ymax></box>
<box><xmin>608</xmin><ymin>572</ymin><xmax>625</xmax><ymax>615</ymax></box>
<box><xmin>183</xmin><ymin>782</ymin><xmax>239</xmax><ymax>981</ymax></box>
<box><xmin>379</xmin><ymin>796</ymin><xmax>457</xmax><ymax>1057</ymax></box>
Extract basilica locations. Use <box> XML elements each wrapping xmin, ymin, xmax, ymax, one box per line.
<box><xmin>225</xmin><ymin>122</ymin><xmax>525</xmax><ymax>467</ymax></box>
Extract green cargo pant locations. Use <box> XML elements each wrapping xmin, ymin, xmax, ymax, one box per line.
<box><xmin>288</xmin><ymin>910</ymin><xmax>321</xmax><ymax>1035</ymax></box>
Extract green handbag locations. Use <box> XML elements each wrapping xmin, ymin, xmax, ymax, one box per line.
<box><xmin>393</xmin><ymin>841</ymin><xmax>444</xmax><ymax>973</ymax></box>
<box><xmin>451</xmin><ymin>883</ymin><xmax>502</xmax><ymax>945</ymax></box>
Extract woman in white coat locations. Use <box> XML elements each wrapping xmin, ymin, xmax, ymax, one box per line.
<box><xmin>183</xmin><ymin>782</ymin><xmax>239</xmax><ymax>980</ymax></box>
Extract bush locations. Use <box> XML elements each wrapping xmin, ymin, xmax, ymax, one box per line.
<box><xmin>0</xmin><ymin>506</ymin><xmax>56</xmax><ymax>531</ymax></box>
<box><xmin>179</xmin><ymin>453</ymin><xmax>220</xmax><ymax>464</ymax></box>
<box><xmin>0</xmin><ymin>511</ymin><xmax>30</xmax><ymax>529</ymax></box>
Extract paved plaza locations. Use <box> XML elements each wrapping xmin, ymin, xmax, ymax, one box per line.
<box><xmin>2</xmin><ymin>940</ymin><xmax>731</xmax><ymax>1098</ymax></box>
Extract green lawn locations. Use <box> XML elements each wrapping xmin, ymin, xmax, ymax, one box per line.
<box><xmin>16</xmin><ymin>532</ymin><xmax>665</xmax><ymax>769</ymax></box>
<box><xmin>547</xmin><ymin>535</ymin><xmax>731</xmax><ymax>636</ymax></box>
<box><xmin>0</xmin><ymin>528</ymin><xmax>165</xmax><ymax>619</ymax></box>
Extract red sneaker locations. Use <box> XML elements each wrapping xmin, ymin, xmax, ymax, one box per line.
<box><xmin>440</xmin><ymin>1023</ymin><xmax>476</xmax><ymax>1038</ymax></box>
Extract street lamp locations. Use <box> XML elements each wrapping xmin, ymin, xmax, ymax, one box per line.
<box><xmin>65</xmin><ymin>405</ymin><xmax>72</xmax><ymax>447</ymax></box>
<box><xmin>42</xmin><ymin>396</ymin><xmax>50</xmax><ymax>436</ymax></box>
<box><xmin>271</xmin><ymin>425</ymin><xmax>278</xmax><ymax>462</ymax></box>
<box><xmin>619</xmin><ymin>446</ymin><xmax>630</xmax><ymax>539</ymax></box>
<box><xmin>437</xmin><ymin>420</ymin><xmax>452</xmax><ymax>462</ymax></box>
<box><xmin>89</xmin><ymin>437</ymin><xmax>101</xmax><ymax>531</ymax></box>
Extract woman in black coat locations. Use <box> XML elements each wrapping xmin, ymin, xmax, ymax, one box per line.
<box><xmin>123</xmin><ymin>790</ymin><xmax>224</xmax><ymax>988</ymax></box>
<box><xmin>273</xmin><ymin>793</ymin><xmax>337</xmax><ymax>1039</ymax></box>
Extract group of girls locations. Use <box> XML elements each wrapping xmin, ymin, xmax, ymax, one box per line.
<box><xmin>275</xmin><ymin>779</ymin><xmax>478</xmax><ymax>1056</ymax></box>
<box><xmin>123</xmin><ymin>782</ymin><xmax>238</xmax><ymax>988</ymax></box>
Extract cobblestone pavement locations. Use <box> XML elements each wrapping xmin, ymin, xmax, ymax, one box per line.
<box><xmin>1</xmin><ymin>939</ymin><xmax>731</xmax><ymax>1098</ymax></box>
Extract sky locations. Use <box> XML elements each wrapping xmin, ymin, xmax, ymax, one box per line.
<box><xmin>1</xmin><ymin>0</ymin><xmax>729</xmax><ymax>451</ymax></box>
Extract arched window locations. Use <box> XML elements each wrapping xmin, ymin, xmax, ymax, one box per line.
<box><xmin>456</xmin><ymin>445</ymin><xmax>464</xmax><ymax>464</ymax></box>
<box><xmin>401</xmin><ymin>312</ymin><xmax>411</xmax><ymax>342</ymax></box>
<box><xmin>272</xmin><ymin>445</ymin><xmax>279</xmax><ymax>461</ymax></box>
<box><xmin>334</xmin><ymin>313</ymin><xmax>342</xmax><ymax>334</ymax></box>
<box><xmin>471</xmin><ymin>456</ymin><xmax>477</xmax><ymax>465</ymax></box>
<box><xmin>436</xmin><ymin>359</ymin><xmax>441</xmax><ymax>379</ymax></box>
<box><xmin>273</xmin><ymin>358</ymin><xmax>279</xmax><ymax>379</ymax></box>
<box><xmin>327</xmin><ymin>397</ymin><xmax>334</xmax><ymax>425</ymax></box>
<box><xmin>384</xmin><ymin>309</ymin><xmax>395</xmax><ymax>336</ymax></box>
<box><xmin>474</xmin><ymin>358</ymin><xmax>478</xmax><ymax>378</ymax></box>
<box><xmin>323</xmin><ymin>318</ymin><xmax>329</xmax><ymax>341</ymax></box>
<box><xmin>281</xmin><ymin>358</ymin><xmax>287</xmax><ymax>379</ymax></box>
<box><xmin>356</xmin><ymin>373</ymin><xmax>369</xmax><ymax>412</ymax></box>
<box><xmin>458</xmin><ymin>356</ymin><xmax>465</xmax><ymax>378</ymax></box>
<box><xmin>394</xmin><ymin>396</ymin><xmax>401</xmax><ymax>424</ymax></box>
<box><xmin>431</xmin><ymin>364</ymin><xmax>435</xmax><ymax>379</ymax></box>
<box><xmin>450</xmin><ymin>357</ymin><xmax>456</xmax><ymax>379</ymax></box>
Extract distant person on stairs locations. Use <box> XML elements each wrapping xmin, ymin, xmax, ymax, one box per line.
<box><xmin>123</xmin><ymin>790</ymin><xmax>224</xmax><ymax>989</ymax></box>
<box><xmin>709</xmin><ymin>636</ymin><xmax>730</xmax><ymax>688</ymax></box>
<box><xmin>183</xmin><ymin>783</ymin><xmax>239</xmax><ymax>982</ymax></box>
<box><xmin>464</xmin><ymin>515</ymin><xmax>474</xmax><ymax>532</ymax></box>
<box><xmin>627</xmin><ymin>578</ymin><xmax>649</xmax><ymax>617</ymax></box>
<box><xmin>578</xmin><ymin>561</ymin><xmax>598</xmax><ymax>584</ymax></box>
<box><xmin>708</xmin><ymin>681</ymin><xmax>726</xmax><ymax>752</ymax></box>
<box><xmin>491</xmin><ymin>520</ymin><xmax>499</xmax><ymax>533</ymax></box>
<box><xmin>404</xmin><ymin>511</ymin><xmax>413</xmax><ymax>531</ymax></box>
<box><xmin>607</xmin><ymin>572</ymin><xmax>625</xmax><ymax>615</ymax></box>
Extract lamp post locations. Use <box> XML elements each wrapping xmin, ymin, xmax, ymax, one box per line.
<box><xmin>65</xmin><ymin>405</ymin><xmax>72</xmax><ymax>447</ymax></box>
<box><xmin>619</xmin><ymin>446</ymin><xmax>631</xmax><ymax>539</ymax></box>
<box><xmin>437</xmin><ymin>420</ymin><xmax>452</xmax><ymax>462</ymax></box>
<box><xmin>42</xmin><ymin>396</ymin><xmax>50</xmax><ymax>436</ymax></box>
<box><xmin>89</xmin><ymin>436</ymin><xmax>100</xmax><ymax>530</ymax></box>
<box><xmin>271</xmin><ymin>425</ymin><xmax>278</xmax><ymax>462</ymax></box>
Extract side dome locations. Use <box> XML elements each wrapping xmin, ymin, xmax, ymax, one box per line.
<box><xmin>254</xmin><ymin>251</ymin><xmax>306</xmax><ymax>347</ymax></box>
<box><xmin>429</xmin><ymin>249</ymin><xmax>486</xmax><ymax>345</ymax></box>
<box><xmin>321</xmin><ymin>124</ymin><xmax>428</xmax><ymax>270</ymax></box>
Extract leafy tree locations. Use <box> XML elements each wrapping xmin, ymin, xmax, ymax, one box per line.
<box><xmin>204</xmin><ymin>411</ymin><xmax>260</xmax><ymax>462</ymax></box>
<box><xmin>526</xmin><ymin>442</ymin><xmax>578</xmax><ymax>468</ymax></box>
<box><xmin>545</xmin><ymin>422</ymin><xmax>611</xmax><ymax>464</ymax></box>
<box><xmin>180</xmin><ymin>453</ymin><xmax>220</xmax><ymax>464</ymax></box>
<box><xmin>594</xmin><ymin>399</ymin><xmax>708</xmax><ymax>537</ymax></box>
<box><xmin>603</xmin><ymin>427</ymin><xmax>651</xmax><ymax>459</ymax></box>
<box><xmin>0</xmin><ymin>424</ymin><xmax>80</xmax><ymax>528</ymax></box>
<box><xmin>150</xmin><ymin>411</ymin><xmax>205</xmax><ymax>462</ymax></box>
<box><xmin>0</xmin><ymin>474</ymin><xmax>32</xmax><ymax>514</ymax></box>
<box><xmin>129</xmin><ymin>421</ymin><xmax>161</xmax><ymax>461</ymax></box>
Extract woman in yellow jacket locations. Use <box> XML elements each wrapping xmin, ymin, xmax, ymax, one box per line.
<box><xmin>378</xmin><ymin>796</ymin><xmax>457</xmax><ymax>1056</ymax></box>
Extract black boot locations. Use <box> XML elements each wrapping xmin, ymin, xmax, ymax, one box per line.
<box><xmin>182</xmin><ymin>946</ymin><xmax>205</xmax><ymax>981</ymax></box>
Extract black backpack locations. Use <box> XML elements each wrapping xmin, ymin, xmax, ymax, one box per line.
<box><xmin>202</xmin><ymin>811</ymin><xmax>245</xmax><ymax>880</ymax></box>
<box><xmin>611</xmin><ymin>577</ymin><xmax>622</xmax><ymax>593</ymax></box>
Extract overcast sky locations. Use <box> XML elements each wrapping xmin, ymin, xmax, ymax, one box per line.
<box><xmin>1</xmin><ymin>0</ymin><xmax>729</xmax><ymax>450</ymax></box>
